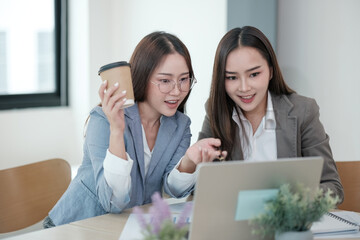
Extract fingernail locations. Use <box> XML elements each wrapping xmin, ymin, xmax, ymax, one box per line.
<box><xmin>114</xmin><ymin>82</ymin><xmax>119</xmax><ymax>87</ymax></box>
<box><xmin>104</xmin><ymin>89</ymin><xmax>107</xmax><ymax>94</ymax></box>
<box><xmin>123</xmin><ymin>98</ymin><xmax>127</xmax><ymax>102</ymax></box>
<box><xmin>102</xmin><ymin>80</ymin><xmax>107</xmax><ymax>85</ymax></box>
<box><xmin>121</xmin><ymin>90</ymin><xmax>126</xmax><ymax>94</ymax></box>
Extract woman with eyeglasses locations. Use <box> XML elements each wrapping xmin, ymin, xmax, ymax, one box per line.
<box><xmin>44</xmin><ymin>31</ymin><xmax>198</xmax><ymax>227</ymax></box>
<box><xmin>167</xmin><ymin>26</ymin><xmax>343</xmax><ymax>202</ymax></box>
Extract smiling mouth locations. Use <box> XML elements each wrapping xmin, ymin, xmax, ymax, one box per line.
<box><xmin>238</xmin><ymin>94</ymin><xmax>255</xmax><ymax>103</ymax></box>
<box><xmin>240</xmin><ymin>94</ymin><xmax>254</xmax><ymax>99</ymax></box>
<box><xmin>165</xmin><ymin>100</ymin><xmax>178</xmax><ymax>104</ymax></box>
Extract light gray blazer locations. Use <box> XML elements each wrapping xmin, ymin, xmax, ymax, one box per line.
<box><xmin>49</xmin><ymin>104</ymin><xmax>192</xmax><ymax>226</ymax></box>
<box><xmin>198</xmin><ymin>93</ymin><xmax>344</xmax><ymax>201</ymax></box>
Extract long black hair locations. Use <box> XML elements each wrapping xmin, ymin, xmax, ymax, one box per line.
<box><xmin>209</xmin><ymin>26</ymin><xmax>295</xmax><ymax>158</ymax></box>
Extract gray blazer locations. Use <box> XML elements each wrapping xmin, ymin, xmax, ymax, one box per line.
<box><xmin>49</xmin><ymin>104</ymin><xmax>192</xmax><ymax>225</ymax></box>
<box><xmin>198</xmin><ymin>93</ymin><xmax>344</xmax><ymax>201</ymax></box>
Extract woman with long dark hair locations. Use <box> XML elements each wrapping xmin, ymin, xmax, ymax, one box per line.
<box><xmin>170</xmin><ymin>26</ymin><xmax>343</xmax><ymax>202</ymax></box>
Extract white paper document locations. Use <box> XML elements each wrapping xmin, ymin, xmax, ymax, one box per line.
<box><xmin>312</xmin><ymin>211</ymin><xmax>360</xmax><ymax>239</ymax></box>
<box><xmin>119</xmin><ymin>213</ymin><xmax>149</xmax><ymax>240</ymax></box>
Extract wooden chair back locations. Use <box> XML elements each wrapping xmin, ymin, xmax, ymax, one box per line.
<box><xmin>0</xmin><ymin>158</ymin><xmax>71</xmax><ymax>233</ymax></box>
<box><xmin>336</xmin><ymin>161</ymin><xmax>360</xmax><ymax>212</ymax></box>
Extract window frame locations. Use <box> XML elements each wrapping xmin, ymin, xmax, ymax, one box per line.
<box><xmin>0</xmin><ymin>0</ymin><xmax>68</xmax><ymax>110</ymax></box>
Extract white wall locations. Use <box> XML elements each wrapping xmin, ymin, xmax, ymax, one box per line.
<box><xmin>0</xmin><ymin>0</ymin><xmax>227</xmax><ymax>170</ymax></box>
<box><xmin>86</xmin><ymin>0</ymin><xmax>227</xmax><ymax>144</ymax></box>
<box><xmin>227</xmin><ymin>0</ymin><xmax>278</xmax><ymax>50</ymax></box>
<box><xmin>277</xmin><ymin>0</ymin><xmax>360</xmax><ymax>161</ymax></box>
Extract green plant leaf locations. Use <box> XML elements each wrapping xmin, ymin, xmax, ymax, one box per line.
<box><xmin>250</xmin><ymin>184</ymin><xmax>338</xmax><ymax>239</ymax></box>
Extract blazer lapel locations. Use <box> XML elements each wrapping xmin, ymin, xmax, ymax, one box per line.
<box><xmin>125</xmin><ymin>105</ymin><xmax>146</xmax><ymax>181</ymax></box>
<box><xmin>272</xmin><ymin>94</ymin><xmax>298</xmax><ymax>158</ymax></box>
<box><xmin>146</xmin><ymin>116</ymin><xmax>177</xmax><ymax>177</ymax></box>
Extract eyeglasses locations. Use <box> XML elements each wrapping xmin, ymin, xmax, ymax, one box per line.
<box><xmin>151</xmin><ymin>77</ymin><xmax>197</xmax><ymax>94</ymax></box>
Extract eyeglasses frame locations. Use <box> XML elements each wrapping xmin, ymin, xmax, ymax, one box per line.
<box><xmin>150</xmin><ymin>77</ymin><xmax>197</xmax><ymax>94</ymax></box>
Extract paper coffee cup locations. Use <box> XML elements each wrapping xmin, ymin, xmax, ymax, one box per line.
<box><xmin>98</xmin><ymin>61</ymin><xmax>135</xmax><ymax>108</ymax></box>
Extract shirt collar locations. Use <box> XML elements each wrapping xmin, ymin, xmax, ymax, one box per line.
<box><xmin>264</xmin><ymin>92</ymin><xmax>276</xmax><ymax>130</ymax></box>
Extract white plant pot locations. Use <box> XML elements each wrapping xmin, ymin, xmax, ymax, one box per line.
<box><xmin>275</xmin><ymin>230</ymin><xmax>313</xmax><ymax>240</ymax></box>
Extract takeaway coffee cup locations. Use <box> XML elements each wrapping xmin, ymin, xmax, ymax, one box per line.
<box><xmin>98</xmin><ymin>61</ymin><xmax>134</xmax><ymax>108</ymax></box>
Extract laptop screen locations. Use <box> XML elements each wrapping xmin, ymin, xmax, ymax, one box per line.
<box><xmin>188</xmin><ymin>157</ymin><xmax>323</xmax><ymax>240</ymax></box>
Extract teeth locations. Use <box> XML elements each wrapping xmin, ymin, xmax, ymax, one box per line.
<box><xmin>167</xmin><ymin>100</ymin><xmax>177</xmax><ymax>104</ymax></box>
<box><xmin>241</xmin><ymin>95</ymin><xmax>253</xmax><ymax>99</ymax></box>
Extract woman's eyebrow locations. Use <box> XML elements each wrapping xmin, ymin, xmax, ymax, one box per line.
<box><xmin>245</xmin><ymin>65</ymin><xmax>261</xmax><ymax>72</ymax></box>
<box><xmin>179</xmin><ymin>72</ymin><xmax>190</xmax><ymax>76</ymax></box>
<box><xmin>157</xmin><ymin>72</ymin><xmax>189</xmax><ymax>76</ymax></box>
<box><xmin>157</xmin><ymin>73</ymin><xmax>173</xmax><ymax>76</ymax></box>
<box><xmin>225</xmin><ymin>66</ymin><xmax>261</xmax><ymax>75</ymax></box>
<box><xmin>225</xmin><ymin>70</ymin><xmax>237</xmax><ymax>74</ymax></box>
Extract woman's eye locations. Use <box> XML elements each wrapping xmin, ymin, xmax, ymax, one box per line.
<box><xmin>180</xmin><ymin>77</ymin><xmax>190</xmax><ymax>82</ymax></box>
<box><xmin>160</xmin><ymin>79</ymin><xmax>171</xmax><ymax>84</ymax></box>
<box><xmin>225</xmin><ymin>76</ymin><xmax>237</xmax><ymax>80</ymax></box>
<box><xmin>250</xmin><ymin>72</ymin><xmax>260</xmax><ymax>78</ymax></box>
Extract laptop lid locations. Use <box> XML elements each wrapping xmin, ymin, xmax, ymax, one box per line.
<box><xmin>188</xmin><ymin>157</ymin><xmax>324</xmax><ymax>240</ymax></box>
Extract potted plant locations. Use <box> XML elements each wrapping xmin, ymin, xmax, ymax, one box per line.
<box><xmin>250</xmin><ymin>183</ymin><xmax>339</xmax><ymax>240</ymax></box>
<box><xmin>133</xmin><ymin>192</ymin><xmax>192</xmax><ymax>240</ymax></box>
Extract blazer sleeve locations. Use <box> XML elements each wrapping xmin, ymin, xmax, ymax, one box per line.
<box><xmin>300</xmin><ymin>99</ymin><xmax>344</xmax><ymax>203</ymax></box>
<box><xmin>84</xmin><ymin>109</ymin><xmax>125</xmax><ymax>213</ymax></box>
<box><xmin>163</xmin><ymin>115</ymin><xmax>192</xmax><ymax>198</ymax></box>
<box><xmin>198</xmin><ymin>100</ymin><xmax>214</xmax><ymax>140</ymax></box>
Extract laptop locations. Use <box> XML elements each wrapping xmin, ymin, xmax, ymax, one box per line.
<box><xmin>188</xmin><ymin>157</ymin><xmax>324</xmax><ymax>240</ymax></box>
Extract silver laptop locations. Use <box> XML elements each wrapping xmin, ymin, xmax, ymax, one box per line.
<box><xmin>188</xmin><ymin>157</ymin><xmax>324</xmax><ymax>240</ymax></box>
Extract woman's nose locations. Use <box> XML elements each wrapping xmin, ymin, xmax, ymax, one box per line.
<box><xmin>238</xmin><ymin>78</ymin><xmax>251</xmax><ymax>92</ymax></box>
<box><xmin>169</xmin><ymin>82</ymin><xmax>181</xmax><ymax>95</ymax></box>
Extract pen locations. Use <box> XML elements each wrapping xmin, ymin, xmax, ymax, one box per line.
<box><xmin>215</xmin><ymin>147</ymin><xmax>225</xmax><ymax>161</ymax></box>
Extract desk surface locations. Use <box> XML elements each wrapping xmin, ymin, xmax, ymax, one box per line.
<box><xmin>4</xmin><ymin>197</ymin><xmax>188</xmax><ymax>240</ymax></box>
<box><xmin>5</xmin><ymin>198</ymin><xmax>360</xmax><ymax>240</ymax></box>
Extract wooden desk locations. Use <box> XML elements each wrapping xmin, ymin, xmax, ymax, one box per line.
<box><xmin>5</xmin><ymin>199</ymin><xmax>360</xmax><ymax>240</ymax></box>
<box><xmin>4</xmin><ymin>197</ymin><xmax>189</xmax><ymax>240</ymax></box>
<box><xmin>69</xmin><ymin>197</ymin><xmax>188</xmax><ymax>236</ymax></box>
<box><xmin>3</xmin><ymin>224</ymin><xmax>118</xmax><ymax>240</ymax></box>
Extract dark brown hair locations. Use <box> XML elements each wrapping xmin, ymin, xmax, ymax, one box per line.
<box><xmin>130</xmin><ymin>31</ymin><xmax>194</xmax><ymax>113</ymax></box>
<box><xmin>209</xmin><ymin>26</ymin><xmax>295</xmax><ymax>158</ymax></box>
<box><xmin>86</xmin><ymin>32</ymin><xmax>194</xmax><ymax>133</ymax></box>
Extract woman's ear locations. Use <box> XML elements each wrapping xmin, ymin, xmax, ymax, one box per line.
<box><xmin>269</xmin><ymin>67</ymin><xmax>273</xmax><ymax>80</ymax></box>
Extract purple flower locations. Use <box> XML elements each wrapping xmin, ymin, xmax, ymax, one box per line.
<box><xmin>149</xmin><ymin>205</ymin><xmax>161</xmax><ymax>234</ymax></box>
<box><xmin>151</xmin><ymin>192</ymin><xmax>171</xmax><ymax>220</ymax></box>
<box><xmin>148</xmin><ymin>192</ymin><xmax>171</xmax><ymax>234</ymax></box>
<box><xmin>133</xmin><ymin>191</ymin><xmax>191</xmax><ymax>238</ymax></box>
<box><xmin>132</xmin><ymin>206</ymin><xmax>147</xmax><ymax>229</ymax></box>
<box><xmin>176</xmin><ymin>202</ymin><xmax>193</xmax><ymax>229</ymax></box>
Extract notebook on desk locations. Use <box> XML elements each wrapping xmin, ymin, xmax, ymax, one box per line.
<box><xmin>311</xmin><ymin>211</ymin><xmax>360</xmax><ymax>236</ymax></box>
<box><xmin>188</xmin><ymin>157</ymin><xmax>324</xmax><ymax>240</ymax></box>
